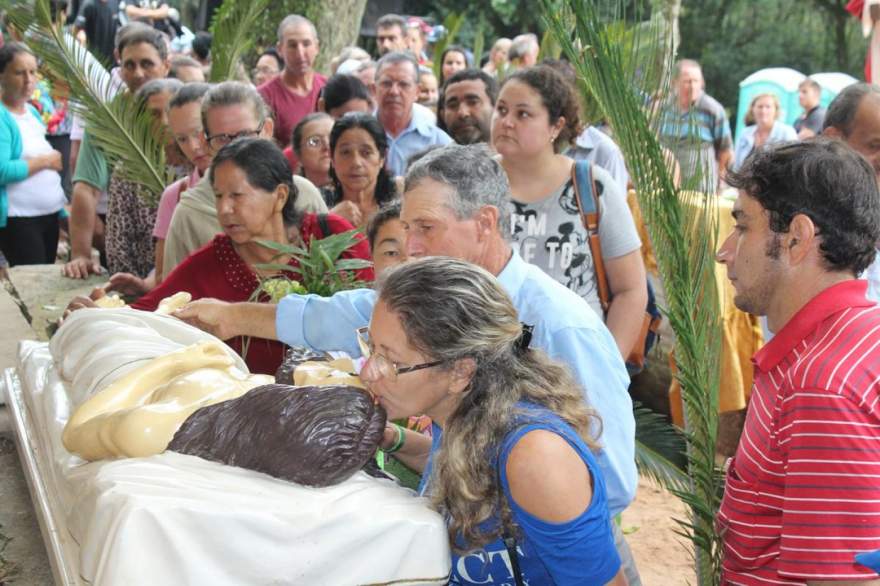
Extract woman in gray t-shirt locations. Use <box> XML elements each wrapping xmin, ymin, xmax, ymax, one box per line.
<box><xmin>493</xmin><ymin>65</ymin><xmax>646</xmax><ymax>358</ymax></box>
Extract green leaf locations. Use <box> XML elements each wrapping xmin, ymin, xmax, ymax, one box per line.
<box><xmin>209</xmin><ymin>0</ymin><xmax>273</xmax><ymax>83</ymax></box>
<box><xmin>472</xmin><ymin>25</ymin><xmax>485</xmax><ymax>69</ymax></box>
<box><xmin>539</xmin><ymin>2</ymin><xmax>724</xmax><ymax>583</ymax></box>
<box><xmin>432</xmin><ymin>12</ymin><xmax>467</xmax><ymax>80</ymax></box>
<box><xmin>255</xmin><ymin>228</ymin><xmax>370</xmax><ymax>296</ymax></box>
<box><xmin>20</xmin><ymin>0</ymin><xmax>173</xmax><ymax>206</ymax></box>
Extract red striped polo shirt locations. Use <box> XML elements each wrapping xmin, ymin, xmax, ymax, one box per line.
<box><xmin>717</xmin><ymin>279</ymin><xmax>880</xmax><ymax>585</ymax></box>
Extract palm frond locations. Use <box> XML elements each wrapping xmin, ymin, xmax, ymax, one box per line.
<box><xmin>472</xmin><ymin>26</ymin><xmax>485</xmax><ymax>72</ymax></box>
<box><xmin>20</xmin><ymin>0</ymin><xmax>172</xmax><ymax>206</ymax></box>
<box><xmin>209</xmin><ymin>0</ymin><xmax>274</xmax><ymax>84</ymax></box>
<box><xmin>634</xmin><ymin>402</ymin><xmax>689</xmax><ymax>493</ymax></box>
<box><xmin>432</xmin><ymin>12</ymin><xmax>466</xmax><ymax>80</ymax></box>
<box><xmin>255</xmin><ymin>228</ymin><xmax>372</xmax><ymax>297</ymax></box>
<box><xmin>540</xmin><ymin>2</ymin><xmax>724</xmax><ymax>583</ymax></box>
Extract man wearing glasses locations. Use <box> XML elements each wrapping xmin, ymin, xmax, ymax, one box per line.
<box><xmin>374</xmin><ymin>52</ymin><xmax>450</xmax><ymax>177</ymax></box>
<box><xmin>176</xmin><ymin>143</ymin><xmax>641</xmax><ymax>584</ymax></box>
<box><xmin>162</xmin><ymin>81</ymin><xmax>327</xmax><ymax>274</ymax></box>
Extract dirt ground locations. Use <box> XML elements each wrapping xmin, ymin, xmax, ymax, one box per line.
<box><xmin>623</xmin><ymin>477</ymin><xmax>697</xmax><ymax>586</ymax></box>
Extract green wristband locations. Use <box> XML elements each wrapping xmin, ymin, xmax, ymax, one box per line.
<box><xmin>382</xmin><ymin>423</ymin><xmax>406</xmax><ymax>454</ymax></box>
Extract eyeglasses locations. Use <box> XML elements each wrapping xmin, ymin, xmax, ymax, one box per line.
<box><xmin>356</xmin><ymin>326</ymin><xmax>444</xmax><ymax>381</ymax></box>
<box><xmin>377</xmin><ymin>79</ymin><xmax>415</xmax><ymax>92</ymax></box>
<box><xmin>252</xmin><ymin>66</ymin><xmax>278</xmax><ymax>77</ymax></box>
<box><xmin>206</xmin><ymin>121</ymin><xmax>265</xmax><ymax>150</ymax></box>
<box><xmin>304</xmin><ymin>134</ymin><xmax>329</xmax><ymax>149</ymax></box>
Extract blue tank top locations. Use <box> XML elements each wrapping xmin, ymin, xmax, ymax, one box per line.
<box><xmin>419</xmin><ymin>403</ymin><xmax>621</xmax><ymax>585</ymax></box>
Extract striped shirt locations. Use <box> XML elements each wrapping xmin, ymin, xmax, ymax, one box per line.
<box><xmin>658</xmin><ymin>93</ymin><xmax>732</xmax><ymax>193</ymax></box>
<box><xmin>717</xmin><ymin>280</ymin><xmax>880</xmax><ymax>585</ymax></box>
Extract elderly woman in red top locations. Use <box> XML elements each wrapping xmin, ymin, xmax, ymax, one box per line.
<box><xmin>125</xmin><ymin>137</ymin><xmax>372</xmax><ymax>374</ymax></box>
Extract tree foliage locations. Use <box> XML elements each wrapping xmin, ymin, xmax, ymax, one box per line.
<box><xmin>677</xmin><ymin>0</ymin><xmax>863</xmax><ymax>120</ymax></box>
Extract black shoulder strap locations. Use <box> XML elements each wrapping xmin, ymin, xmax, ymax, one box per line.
<box><xmin>316</xmin><ymin>213</ymin><xmax>330</xmax><ymax>239</ymax></box>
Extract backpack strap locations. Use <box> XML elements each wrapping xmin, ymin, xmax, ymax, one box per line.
<box><xmin>316</xmin><ymin>213</ymin><xmax>331</xmax><ymax>239</ymax></box>
<box><xmin>570</xmin><ymin>160</ymin><xmax>611</xmax><ymax>313</ymax></box>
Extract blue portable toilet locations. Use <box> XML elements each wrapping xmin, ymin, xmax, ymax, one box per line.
<box><xmin>736</xmin><ymin>68</ymin><xmax>804</xmax><ymax>140</ymax></box>
<box><xmin>810</xmin><ymin>72</ymin><xmax>859</xmax><ymax>109</ymax></box>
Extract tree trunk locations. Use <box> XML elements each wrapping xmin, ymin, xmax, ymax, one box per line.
<box><xmin>312</xmin><ymin>0</ymin><xmax>368</xmax><ymax>74</ymax></box>
<box><xmin>658</xmin><ymin>0</ymin><xmax>681</xmax><ymax>58</ymax></box>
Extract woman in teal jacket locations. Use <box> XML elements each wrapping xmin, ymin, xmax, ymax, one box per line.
<box><xmin>0</xmin><ymin>42</ymin><xmax>64</xmax><ymax>266</ymax></box>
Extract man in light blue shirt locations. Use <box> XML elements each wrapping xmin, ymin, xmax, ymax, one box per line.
<box><xmin>566</xmin><ymin>125</ymin><xmax>630</xmax><ymax>193</ymax></box>
<box><xmin>374</xmin><ymin>52</ymin><xmax>451</xmax><ymax>176</ymax></box>
<box><xmin>176</xmin><ymin>144</ymin><xmax>639</xmax><ymax>580</ymax></box>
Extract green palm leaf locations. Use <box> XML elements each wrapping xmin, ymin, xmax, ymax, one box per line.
<box><xmin>14</xmin><ymin>0</ymin><xmax>173</xmax><ymax>207</ymax></box>
<box><xmin>633</xmin><ymin>403</ymin><xmax>689</xmax><ymax>493</ymax></box>
<box><xmin>539</xmin><ymin>1</ymin><xmax>724</xmax><ymax>583</ymax></box>
<box><xmin>255</xmin><ymin>228</ymin><xmax>372</xmax><ymax>296</ymax></box>
<box><xmin>209</xmin><ymin>0</ymin><xmax>273</xmax><ymax>83</ymax></box>
<box><xmin>432</xmin><ymin>12</ymin><xmax>466</xmax><ymax>80</ymax></box>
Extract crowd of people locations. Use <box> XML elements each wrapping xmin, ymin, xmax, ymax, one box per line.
<box><xmin>2</xmin><ymin>5</ymin><xmax>880</xmax><ymax>585</ymax></box>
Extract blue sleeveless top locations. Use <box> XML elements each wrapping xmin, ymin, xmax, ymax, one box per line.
<box><xmin>419</xmin><ymin>403</ymin><xmax>621</xmax><ymax>585</ymax></box>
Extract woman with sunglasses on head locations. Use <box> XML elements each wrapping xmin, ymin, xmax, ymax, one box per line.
<box><xmin>362</xmin><ymin>256</ymin><xmax>626</xmax><ymax>585</ymax></box>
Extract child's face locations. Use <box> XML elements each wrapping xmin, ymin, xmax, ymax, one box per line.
<box><xmin>372</xmin><ymin>219</ymin><xmax>409</xmax><ymax>277</ymax></box>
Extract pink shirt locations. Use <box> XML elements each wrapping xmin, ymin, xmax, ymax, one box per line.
<box><xmin>717</xmin><ymin>280</ymin><xmax>880</xmax><ymax>584</ymax></box>
<box><xmin>152</xmin><ymin>169</ymin><xmax>201</xmax><ymax>239</ymax></box>
<box><xmin>258</xmin><ymin>73</ymin><xmax>326</xmax><ymax>148</ymax></box>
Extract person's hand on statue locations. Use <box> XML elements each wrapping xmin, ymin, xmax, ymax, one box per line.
<box><xmin>106</xmin><ymin>272</ymin><xmax>150</xmax><ymax>297</ymax></box>
<box><xmin>62</xmin><ymin>287</ymin><xmax>105</xmax><ymax>321</ymax></box>
<box><xmin>174</xmin><ymin>298</ymin><xmax>240</xmax><ymax>340</ymax></box>
<box><xmin>62</xmin><ymin>255</ymin><xmax>102</xmax><ymax>279</ymax></box>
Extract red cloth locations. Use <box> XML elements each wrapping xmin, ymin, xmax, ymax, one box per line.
<box><xmin>283</xmin><ymin>145</ymin><xmax>299</xmax><ymax>174</ymax></box>
<box><xmin>847</xmin><ymin>0</ymin><xmax>864</xmax><ymax>17</ymax></box>
<box><xmin>257</xmin><ymin>74</ymin><xmax>326</xmax><ymax>148</ymax></box>
<box><xmin>131</xmin><ymin>213</ymin><xmax>373</xmax><ymax>375</ymax></box>
<box><xmin>717</xmin><ymin>280</ymin><xmax>880</xmax><ymax>584</ymax></box>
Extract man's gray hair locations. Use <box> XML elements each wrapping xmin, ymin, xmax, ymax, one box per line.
<box><xmin>277</xmin><ymin>14</ymin><xmax>317</xmax><ymax>44</ymax></box>
<box><xmin>201</xmin><ymin>81</ymin><xmax>270</xmax><ymax>134</ymax></box>
<box><xmin>508</xmin><ymin>33</ymin><xmax>538</xmax><ymax>61</ymax></box>
<box><xmin>404</xmin><ymin>144</ymin><xmax>513</xmax><ymax>237</ymax></box>
<box><xmin>823</xmin><ymin>82</ymin><xmax>880</xmax><ymax>136</ymax></box>
<box><xmin>376</xmin><ymin>51</ymin><xmax>420</xmax><ymax>83</ymax></box>
<box><xmin>136</xmin><ymin>78</ymin><xmax>183</xmax><ymax>102</ymax></box>
<box><xmin>672</xmin><ymin>58</ymin><xmax>702</xmax><ymax>79</ymax></box>
<box><xmin>376</xmin><ymin>13</ymin><xmax>406</xmax><ymax>34</ymax></box>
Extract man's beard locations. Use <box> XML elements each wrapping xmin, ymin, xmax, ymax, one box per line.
<box><xmin>450</xmin><ymin>118</ymin><xmax>490</xmax><ymax>145</ymax></box>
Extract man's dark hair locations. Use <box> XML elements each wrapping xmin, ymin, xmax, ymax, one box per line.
<box><xmin>191</xmin><ymin>31</ymin><xmax>213</xmax><ymax>61</ymax></box>
<box><xmin>727</xmin><ymin>139</ymin><xmax>880</xmax><ymax>275</ymax></box>
<box><xmin>822</xmin><ymin>82</ymin><xmax>880</xmax><ymax>136</ymax></box>
<box><xmin>441</xmin><ymin>69</ymin><xmax>498</xmax><ymax>104</ymax></box>
<box><xmin>320</xmin><ymin>73</ymin><xmax>371</xmax><ymax>113</ymax></box>
<box><xmin>798</xmin><ymin>78</ymin><xmax>821</xmax><ymax>93</ymax></box>
<box><xmin>259</xmin><ymin>47</ymin><xmax>284</xmax><ymax>71</ymax></box>
<box><xmin>117</xmin><ymin>25</ymin><xmax>168</xmax><ymax>61</ymax></box>
<box><xmin>376</xmin><ymin>14</ymin><xmax>406</xmax><ymax>34</ymax></box>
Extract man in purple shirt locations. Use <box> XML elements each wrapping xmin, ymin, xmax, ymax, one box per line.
<box><xmin>258</xmin><ymin>14</ymin><xmax>325</xmax><ymax>149</ymax></box>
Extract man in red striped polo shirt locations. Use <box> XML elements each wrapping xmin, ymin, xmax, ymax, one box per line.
<box><xmin>716</xmin><ymin>139</ymin><xmax>880</xmax><ymax>585</ymax></box>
